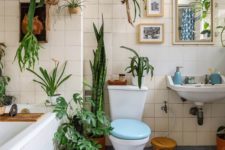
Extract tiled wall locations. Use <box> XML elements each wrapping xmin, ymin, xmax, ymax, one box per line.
<box><xmin>0</xmin><ymin>0</ymin><xmax>83</xmax><ymax>103</ymax></box>
<box><xmin>83</xmin><ymin>0</ymin><xmax>225</xmax><ymax>146</ymax></box>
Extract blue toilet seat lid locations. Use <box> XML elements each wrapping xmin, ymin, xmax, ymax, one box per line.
<box><xmin>111</xmin><ymin>119</ymin><xmax>151</xmax><ymax>140</ymax></box>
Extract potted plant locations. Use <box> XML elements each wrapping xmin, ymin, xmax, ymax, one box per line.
<box><xmin>59</xmin><ymin>0</ymin><xmax>84</xmax><ymax>15</ymax></box>
<box><xmin>46</xmin><ymin>0</ymin><xmax>59</xmax><ymax>5</ymax></box>
<box><xmin>88</xmin><ymin>17</ymin><xmax>112</xmax><ymax>149</ymax></box>
<box><xmin>27</xmin><ymin>60</ymin><xmax>72</xmax><ymax>105</ymax></box>
<box><xmin>201</xmin><ymin>22</ymin><xmax>211</xmax><ymax>38</ymax></box>
<box><xmin>53</xmin><ymin>93</ymin><xmax>106</xmax><ymax>150</ymax></box>
<box><xmin>217</xmin><ymin>126</ymin><xmax>225</xmax><ymax>150</ymax></box>
<box><xmin>121</xmin><ymin>46</ymin><xmax>154</xmax><ymax>88</ymax></box>
<box><xmin>15</xmin><ymin>0</ymin><xmax>44</xmax><ymax>71</ymax></box>
<box><xmin>0</xmin><ymin>43</ymin><xmax>11</xmax><ymax>115</ymax></box>
<box><xmin>0</xmin><ymin>76</ymin><xmax>10</xmax><ymax>115</ymax></box>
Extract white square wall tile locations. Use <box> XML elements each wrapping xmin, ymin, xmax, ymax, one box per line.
<box><xmin>84</xmin><ymin>4</ymin><xmax>99</xmax><ymax>19</ymax></box>
<box><xmin>155</xmin><ymin>103</ymin><xmax>168</xmax><ymax>117</ymax></box>
<box><xmin>169</xmin><ymin>118</ymin><xmax>183</xmax><ymax>132</ymax></box>
<box><xmin>98</xmin><ymin>5</ymin><xmax>112</xmax><ymax>19</ymax></box>
<box><xmin>197</xmin><ymin>132</ymin><xmax>216</xmax><ymax>145</ymax></box>
<box><xmin>5</xmin><ymin>1</ymin><xmax>19</xmax><ymax>16</ymax></box>
<box><xmin>212</xmin><ymin>104</ymin><xmax>225</xmax><ymax>117</ymax></box>
<box><xmin>155</xmin><ymin>118</ymin><xmax>169</xmax><ymax>132</ymax></box>
<box><xmin>169</xmin><ymin>132</ymin><xmax>183</xmax><ymax>145</ymax></box>
<box><xmin>183</xmin><ymin>132</ymin><xmax>197</xmax><ymax>146</ymax></box>
<box><xmin>169</xmin><ymin>104</ymin><xmax>184</xmax><ymax>117</ymax></box>
<box><xmin>143</xmin><ymin>104</ymin><xmax>155</xmax><ymax>117</ymax></box>
<box><xmin>4</xmin><ymin>16</ymin><xmax>19</xmax><ymax>31</ymax></box>
<box><xmin>143</xmin><ymin>118</ymin><xmax>155</xmax><ymax>131</ymax></box>
<box><xmin>183</xmin><ymin>118</ymin><xmax>197</xmax><ymax>132</ymax></box>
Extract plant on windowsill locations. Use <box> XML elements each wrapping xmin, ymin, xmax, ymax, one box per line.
<box><xmin>53</xmin><ymin>93</ymin><xmax>111</xmax><ymax>150</ymax></box>
<box><xmin>59</xmin><ymin>0</ymin><xmax>84</xmax><ymax>15</ymax></box>
<box><xmin>121</xmin><ymin>46</ymin><xmax>154</xmax><ymax>89</ymax></box>
<box><xmin>27</xmin><ymin>60</ymin><xmax>72</xmax><ymax>105</ymax></box>
<box><xmin>15</xmin><ymin>0</ymin><xmax>44</xmax><ymax>72</ymax></box>
<box><xmin>217</xmin><ymin>126</ymin><xmax>225</xmax><ymax>149</ymax></box>
<box><xmin>88</xmin><ymin>16</ymin><xmax>112</xmax><ymax>149</ymax></box>
<box><xmin>0</xmin><ymin>43</ymin><xmax>10</xmax><ymax>115</ymax></box>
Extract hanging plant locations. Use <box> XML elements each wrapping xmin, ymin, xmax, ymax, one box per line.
<box><xmin>121</xmin><ymin>0</ymin><xmax>142</xmax><ymax>26</ymax></box>
<box><xmin>15</xmin><ymin>0</ymin><xmax>44</xmax><ymax>71</ymax></box>
<box><xmin>46</xmin><ymin>0</ymin><xmax>59</xmax><ymax>5</ymax></box>
<box><xmin>59</xmin><ymin>0</ymin><xmax>84</xmax><ymax>15</ymax></box>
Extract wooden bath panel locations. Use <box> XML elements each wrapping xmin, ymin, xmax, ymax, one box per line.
<box><xmin>0</xmin><ymin>113</ymin><xmax>44</xmax><ymax>122</ymax></box>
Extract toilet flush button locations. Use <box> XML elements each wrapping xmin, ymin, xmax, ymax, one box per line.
<box><xmin>111</xmin><ymin>119</ymin><xmax>151</xmax><ymax>140</ymax></box>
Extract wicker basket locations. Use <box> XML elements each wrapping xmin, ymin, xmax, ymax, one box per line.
<box><xmin>68</xmin><ymin>7</ymin><xmax>80</xmax><ymax>14</ymax></box>
<box><xmin>46</xmin><ymin>0</ymin><xmax>59</xmax><ymax>5</ymax></box>
<box><xmin>0</xmin><ymin>106</ymin><xmax>5</xmax><ymax>115</ymax></box>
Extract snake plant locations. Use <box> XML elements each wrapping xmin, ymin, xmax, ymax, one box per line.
<box><xmin>121</xmin><ymin>46</ymin><xmax>154</xmax><ymax>88</ymax></box>
<box><xmin>15</xmin><ymin>0</ymin><xmax>44</xmax><ymax>71</ymax></box>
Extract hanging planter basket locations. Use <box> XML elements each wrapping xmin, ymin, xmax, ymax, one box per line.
<box><xmin>46</xmin><ymin>0</ymin><xmax>59</xmax><ymax>5</ymax></box>
<box><xmin>68</xmin><ymin>7</ymin><xmax>80</xmax><ymax>14</ymax></box>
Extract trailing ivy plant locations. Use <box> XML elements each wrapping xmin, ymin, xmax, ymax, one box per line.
<box><xmin>15</xmin><ymin>0</ymin><xmax>44</xmax><ymax>71</ymax></box>
<box><xmin>121</xmin><ymin>46</ymin><xmax>154</xmax><ymax>88</ymax></box>
<box><xmin>0</xmin><ymin>43</ymin><xmax>6</xmax><ymax>72</ymax></box>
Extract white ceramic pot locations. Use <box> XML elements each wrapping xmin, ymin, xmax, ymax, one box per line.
<box><xmin>0</xmin><ymin>106</ymin><xmax>5</xmax><ymax>115</ymax></box>
<box><xmin>131</xmin><ymin>76</ymin><xmax>146</xmax><ymax>87</ymax></box>
<box><xmin>49</xmin><ymin>94</ymin><xmax>60</xmax><ymax>105</ymax></box>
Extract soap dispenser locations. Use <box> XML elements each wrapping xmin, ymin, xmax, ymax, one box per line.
<box><xmin>173</xmin><ymin>66</ymin><xmax>183</xmax><ymax>85</ymax></box>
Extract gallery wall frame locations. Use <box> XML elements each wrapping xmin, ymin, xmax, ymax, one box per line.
<box><xmin>20</xmin><ymin>2</ymin><xmax>47</xmax><ymax>43</ymax></box>
<box><xmin>138</xmin><ymin>23</ymin><xmax>164</xmax><ymax>43</ymax></box>
<box><xmin>146</xmin><ymin>0</ymin><xmax>164</xmax><ymax>17</ymax></box>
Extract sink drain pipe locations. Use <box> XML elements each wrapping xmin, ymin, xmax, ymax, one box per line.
<box><xmin>190</xmin><ymin>107</ymin><xmax>204</xmax><ymax>125</ymax></box>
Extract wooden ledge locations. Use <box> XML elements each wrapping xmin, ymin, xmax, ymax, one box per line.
<box><xmin>0</xmin><ymin>113</ymin><xmax>44</xmax><ymax>122</ymax></box>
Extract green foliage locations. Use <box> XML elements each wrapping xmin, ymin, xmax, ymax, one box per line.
<box><xmin>217</xmin><ymin>26</ymin><xmax>225</xmax><ymax>47</ymax></box>
<box><xmin>27</xmin><ymin>61</ymin><xmax>72</xmax><ymax>96</ymax></box>
<box><xmin>217</xmin><ymin>126</ymin><xmax>225</xmax><ymax>139</ymax></box>
<box><xmin>0</xmin><ymin>43</ymin><xmax>6</xmax><ymax>72</ymax></box>
<box><xmin>121</xmin><ymin>46</ymin><xmax>154</xmax><ymax>88</ymax></box>
<box><xmin>59</xmin><ymin>0</ymin><xmax>84</xmax><ymax>11</ymax></box>
<box><xmin>53</xmin><ymin>93</ymin><xmax>110</xmax><ymax>150</ymax></box>
<box><xmin>15</xmin><ymin>0</ymin><xmax>44</xmax><ymax>71</ymax></box>
<box><xmin>89</xmin><ymin>17</ymin><xmax>106</xmax><ymax>115</ymax></box>
<box><xmin>0</xmin><ymin>76</ymin><xmax>10</xmax><ymax>107</ymax></box>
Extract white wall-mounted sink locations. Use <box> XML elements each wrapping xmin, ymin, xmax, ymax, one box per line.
<box><xmin>166</xmin><ymin>75</ymin><xmax>225</xmax><ymax>106</ymax></box>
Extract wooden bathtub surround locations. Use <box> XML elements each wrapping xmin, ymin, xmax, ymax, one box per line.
<box><xmin>0</xmin><ymin>113</ymin><xmax>44</xmax><ymax>122</ymax></box>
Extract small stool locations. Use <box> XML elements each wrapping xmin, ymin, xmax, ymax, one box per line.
<box><xmin>151</xmin><ymin>137</ymin><xmax>177</xmax><ymax>150</ymax></box>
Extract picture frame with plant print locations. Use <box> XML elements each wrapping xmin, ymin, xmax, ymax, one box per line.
<box><xmin>20</xmin><ymin>2</ymin><xmax>47</xmax><ymax>42</ymax></box>
<box><xmin>138</xmin><ymin>23</ymin><xmax>164</xmax><ymax>43</ymax></box>
<box><xmin>146</xmin><ymin>0</ymin><xmax>164</xmax><ymax>17</ymax></box>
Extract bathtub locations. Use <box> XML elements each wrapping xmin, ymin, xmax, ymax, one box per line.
<box><xmin>0</xmin><ymin>104</ymin><xmax>59</xmax><ymax>150</ymax></box>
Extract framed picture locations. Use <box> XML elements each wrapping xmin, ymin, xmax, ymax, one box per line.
<box><xmin>20</xmin><ymin>3</ymin><xmax>47</xmax><ymax>42</ymax></box>
<box><xmin>146</xmin><ymin>0</ymin><xmax>164</xmax><ymax>17</ymax></box>
<box><xmin>138</xmin><ymin>24</ymin><xmax>164</xmax><ymax>43</ymax></box>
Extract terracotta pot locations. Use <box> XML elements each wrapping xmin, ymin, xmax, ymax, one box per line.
<box><xmin>92</xmin><ymin>136</ymin><xmax>105</xmax><ymax>150</ymax></box>
<box><xmin>68</xmin><ymin>7</ymin><xmax>80</xmax><ymax>14</ymax></box>
<box><xmin>0</xmin><ymin>106</ymin><xmax>5</xmax><ymax>115</ymax></box>
<box><xmin>46</xmin><ymin>0</ymin><xmax>59</xmax><ymax>5</ymax></box>
<box><xmin>217</xmin><ymin>136</ymin><xmax>225</xmax><ymax>150</ymax></box>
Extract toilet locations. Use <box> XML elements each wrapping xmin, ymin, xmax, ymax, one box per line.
<box><xmin>107</xmin><ymin>85</ymin><xmax>151</xmax><ymax>150</ymax></box>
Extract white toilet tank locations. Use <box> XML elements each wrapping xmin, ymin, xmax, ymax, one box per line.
<box><xmin>107</xmin><ymin>85</ymin><xmax>148</xmax><ymax>121</ymax></box>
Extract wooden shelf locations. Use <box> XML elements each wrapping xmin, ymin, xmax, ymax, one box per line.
<box><xmin>0</xmin><ymin>113</ymin><xmax>44</xmax><ymax>122</ymax></box>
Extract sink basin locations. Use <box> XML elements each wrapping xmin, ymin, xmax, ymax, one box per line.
<box><xmin>166</xmin><ymin>75</ymin><xmax>225</xmax><ymax>106</ymax></box>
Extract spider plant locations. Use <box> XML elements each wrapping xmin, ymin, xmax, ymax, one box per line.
<box><xmin>217</xmin><ymin>25</ymin><xmax>225</xmax><ymax>47</ymax></box>
<box><xmin>27</xmin><ymin>61</ymin><xmax>72</xmax><ymax>97</ymax></box>
<box><xmin>15</xmin><ymin>0</ymin><xmax>44</xmax><ymax>72</ymax></box>
<box><xmin>121</xmin><ymin>0</ymin><xmax>142</xmax><ymax>25</ymax></box>
<box><xmin>59</xmin><ymin>0</ymin><xmax>84</xmax><ymax>14</ymax></box>
<box><xmin>121</xmin><ymin>46</ymin><xmax>154</xmax><ymax>88</ymax></box>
